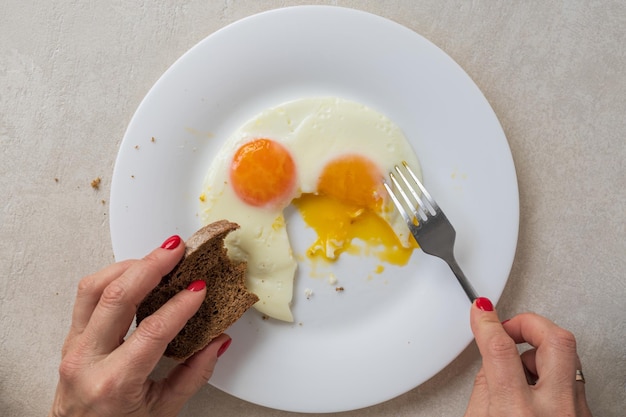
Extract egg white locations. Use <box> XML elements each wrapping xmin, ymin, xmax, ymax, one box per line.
<box><xmin>200</xmin><ymin>97</ymin><xmax>421</xmax><ymax>322</ymax></box>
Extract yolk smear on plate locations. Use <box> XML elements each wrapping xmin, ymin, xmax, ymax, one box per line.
<box><xmin>292</xmin><ymin>193</ymin><xmax>416</xmax><ymax>266</ymax></box>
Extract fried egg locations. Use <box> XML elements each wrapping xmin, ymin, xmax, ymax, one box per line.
<box><xmin>200</xmin><ymin>97</ymin><xmax>421</xmax><ymax>322</ymax></box>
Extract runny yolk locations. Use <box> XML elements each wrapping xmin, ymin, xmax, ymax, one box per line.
<box><xmin>230</xmin><ymin>138</ymin><xmax>296</xmax><ymax>208</ymax></box>
<box><xmin>293</xmin><ymin>155</ymin><xmax>416</xmax><ymax>266</ymax></box>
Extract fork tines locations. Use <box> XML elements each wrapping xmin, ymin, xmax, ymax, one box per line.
<box><xmin>383</xmin><ymin>161</ymin><xmax>436</xmax><ymax>225</ymax></box>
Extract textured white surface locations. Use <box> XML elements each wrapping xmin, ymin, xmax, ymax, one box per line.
<box><xmin>1</xmin><ymin>1</ymin><xmax>624</xmax><ymax>416</ymax></box>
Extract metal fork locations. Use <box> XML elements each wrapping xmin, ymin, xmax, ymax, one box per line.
<box><xmin>383</xmin><ymin>161</ymin><xmax>478</xmax><ymax>302</ymax></box>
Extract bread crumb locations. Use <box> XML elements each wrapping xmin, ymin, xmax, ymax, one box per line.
<box><xmin>262</xmin><ymin>315</ymin><xmax>269</xmax><ymax>321</ymax></box>
<box><xmin>54</xmin><ymin>178</ymin><xmax>59</xmax><ymax>183</ymax></box>
<box><xmin>151</xmin><ymin>136</ymin><xmax>156</xmax><ymax>143</ymax></box>
<box><xmin>304</xmin><ymin>288</ymin><xmax>313</xmax><ymax>299</ymax></box>
<box><xmin>335</xmin><ymin>286</ymin><xmax>344</xmax><ymax>292</ymax></box>
<box><xmin>199</xmin><ymin>193</ymin><xmax>206</xmax><ymax>202</ymax></box>
<box><xmin>134</xmin><ymin>145</ymin><xmax>140</xmax><ymax>150</ymax></box>
<box><xmin>91</xmin><ymin>177</ymin><xmax>101</xmax><ymax>190</ymax></box>
<box><xmin>101</xmin><ymin>200</ymin><xmax>106</xmax><ymax>205</ymax></box>
<box><xmin>131</xmin><ymin>175</ymin><xmax>135</xmax><ymax>179</ymax></box>
<box><xmin>328</xmin><ymin>273</ymin><xmax>337</xmax><ymax>285</ymax></box>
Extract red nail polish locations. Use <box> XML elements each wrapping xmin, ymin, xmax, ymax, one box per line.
<box><xmin>475</xmin><ymin>297</ymin><xmax>494</xmax><ymax>312</ymax></box>
<box><xmin>217</xmin><ymin>338</ymin><xmax>232</xmax><ymax>357</ymax></box>
<box><xmin>186</xmin><ymin>280</ymin><xmax>206</xmax><ymax>292</ymax></box>
<box><xmin>161</xmin><ymin>235</ymin><xmax>181</xmax><ymax>250</ymax></box>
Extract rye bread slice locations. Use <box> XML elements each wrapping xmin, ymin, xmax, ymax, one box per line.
<box><xmin>136</xmin><ymin>220</ymin><xmax>258</xmax><ymax>360</ymax></box>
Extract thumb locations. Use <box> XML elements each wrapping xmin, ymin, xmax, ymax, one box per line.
<box><xmin>464</xmin><ymin>366</ymin><xmax>489</xmax><ymax>417</ymax></box>
<box><xmin>470</xmin><ymin>297</ymin><xmax>529</xmax><ymax>409</ymax></box>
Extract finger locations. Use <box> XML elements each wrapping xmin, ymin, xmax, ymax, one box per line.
<box><xmin>464</xmin><ymin>367</ymin><xmax>489</xmax><ymax>417</ymax></box>
<box><xmin>161</xmin><ymin>333</ymin><xmax>232</xmax><ymax>406</ymax></box>
<box><xmin>520</xmin><ymin>348</ymin><xmax>538</xmax><ymax>384</ymax></box>
<box><xmin>83</xmin><ymin>236</ymin><xmax>185</xmax><ymax>354</ymax></box>
<box><xmin>504</xmin><ymin>318</ymin><xmax>539</xmax><ymax>384</ymax></box>
<box><xmin>111</xmin><ymin>280</ymin><xmax>207</xmax><ymax>380</ymax></box>
<box><xmin>70</xmin><ymin>260</ymin><xmax>134</xmax><ymax>335</ymax></box>
<box><xmin>470</xmin><ymin>298</ymin><xmax>529</xmax><ymax>404</ymax></box>
<box><xmin>573</xmin><ymin>364</ymin><xmax>588</xmax><ymax>413</ymax></box>
<box><xmin>575</xmin><ymin>372</ymin><xmax>591</xmax><ymax>417</ymax></box>
<box><xmin>501</xmin><ymin>313</ymin><xmax>578</xmax><ymax>389</ymax></box>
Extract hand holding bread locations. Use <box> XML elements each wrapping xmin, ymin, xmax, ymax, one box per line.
<box><xmin>49</xmin><ymin>222</ymin><xmax>254</xmax><ymax>417</ymax></box>
<box><xmin>136</xmin><ymin>220</ymin><xmax>258</xmax><ymax>360</ymax></box>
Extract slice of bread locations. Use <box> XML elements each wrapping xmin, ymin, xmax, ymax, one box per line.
<box><xmin>136</xmin><ymin>220</ymin><xmax>259</xmax><ymax>360</ymax></box>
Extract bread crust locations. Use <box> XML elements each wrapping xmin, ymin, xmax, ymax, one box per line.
<box><xmin>136</xmin><ymin>220</ymin><xmax>259</xmax><ymax>360</ymax></box>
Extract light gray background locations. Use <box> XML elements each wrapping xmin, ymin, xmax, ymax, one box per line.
<box><xmin>1</xmin><ymin>1</ymin><xmax>624</xmax><ymax>416</ymax></box>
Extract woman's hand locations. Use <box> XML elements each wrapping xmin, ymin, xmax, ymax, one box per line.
<box><xmin>49</xmin><ymin>235</ymin><xmax>232</xmax><ymax>417</ymax></box>
<box><xmin>464</xmin><ymin>297</ymin><xmax>592</xmax><ymax>417</ymax></box>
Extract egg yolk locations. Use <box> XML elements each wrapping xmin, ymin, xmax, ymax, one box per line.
<box><xmin>293</xmin><ymin>155</ymin><xmax>416</xmax><ymax>266</ymax></box>
<box><xmin>317</xmin><ymin>155</ymin><xmax>384</xmax><ymax>211</ymax></box>
<box><xmin>230</xmin><ymin>138</ymin><xmax>296</xmax><ymax>208</ymax></box>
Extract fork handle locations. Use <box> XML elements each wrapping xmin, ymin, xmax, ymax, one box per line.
<box><xmin>446</xmin><ymin>257</ymin><xmax>478</xmax><ymax>302</ymax></box>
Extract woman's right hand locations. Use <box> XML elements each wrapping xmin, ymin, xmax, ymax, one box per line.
<box><xmin>464</xmin><ymin>298</ymin><xmax>593</xmax><ymax>417</ymax></box>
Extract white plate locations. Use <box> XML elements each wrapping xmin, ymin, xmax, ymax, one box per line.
<box><xmin>110</xmin><ymin>6</ymin><xmax>518</xmax><ymax>413</ymax></box>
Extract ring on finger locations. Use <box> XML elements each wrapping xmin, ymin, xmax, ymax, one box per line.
<box><xmin>575</xmin><ymin>369</ymin><xmax>585</xmax><ymax>383</ymax></box>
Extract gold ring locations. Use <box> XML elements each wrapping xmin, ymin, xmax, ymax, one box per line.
<box><xmin>575</xmin><ymin>369</ymin><xmax>585</xmax><ymax>383</ymax></box>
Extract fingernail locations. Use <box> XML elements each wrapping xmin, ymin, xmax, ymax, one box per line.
<box><xmin>217</xmin><ymin>338</ymin><xmax>232</xmax><ymax>357</ymax></box>
<box><xmin>475</xmin><ymin>297</ymin><xmax>494</xmax><ymax>312</ymax></box>
<box><xmin>186</xmin><ymin>280</ymin><xmax>206</xmax><ymax>292</ymax></box>
<box><xmin>161</xmin><ymin>235</ymin><xmax>181</xmax><ymax>250</ymax></box>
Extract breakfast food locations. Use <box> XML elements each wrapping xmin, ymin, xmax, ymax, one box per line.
<box><xmin>91</xmin><ymin>177</ymin><xmax>101</xmax><ymax>190</ymax></box>
<box><xmin>200</xmin><ymin>97</ymin><xmax>422</xmax><ymax>322</ymax></box>
<box><xmin>136</xmin><ymin>220</ymin><xmax>259</xmax><ymax>360</ymax></box>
